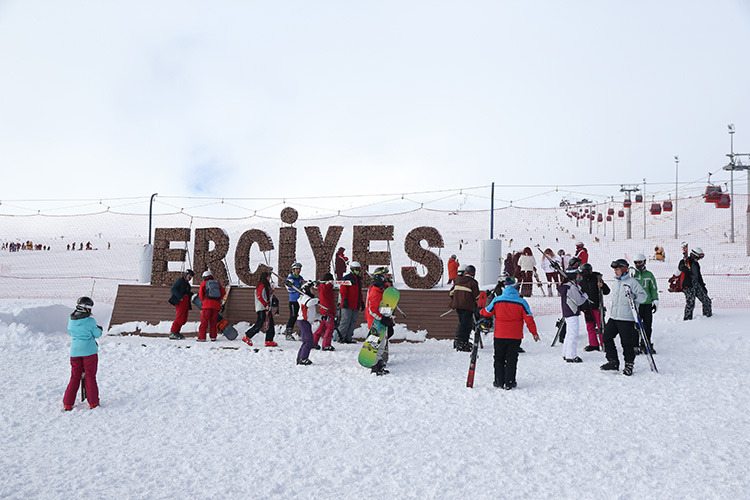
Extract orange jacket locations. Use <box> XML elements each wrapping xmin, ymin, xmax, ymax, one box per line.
<box><xmin>447</xmin><ymin>258</ymin><xmax>459</xmax><ymax>280</ymax></box>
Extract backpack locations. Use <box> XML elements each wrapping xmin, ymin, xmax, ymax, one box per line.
<box><xmin>206</xmin><ymin>279</ymin><xmax>222</xmax><ymax>299</ymax></box>
<box><xmin>668</xmin><ymin>272</ymin><xmax>684</xmax><ymax>293</ymax></box>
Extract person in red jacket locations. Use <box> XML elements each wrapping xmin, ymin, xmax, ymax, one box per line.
<box><xmin>575</xmin><ymin>242</ymin><xmax>589</xmax><ymax>265</ymax></box>
<box><xmin>243</xmin><ymin>271</ymin><xmax>277</xmax><ymax>347</ymax></box>
<box><xmin>338</xmin><ymin>262</ymin><xmax>364</xmax><ymax>343</ymax></box>
<box><xmin>197</xmin><ymin>270</ymin><xmax>225</xmax><ymax>341</ymax></box>
<box><xmin>447</xmin><ymin>255</ymin><xmax>460</xmax><ymax>284</ymax></box>
<box><xmin>365</xmin><ymin>267</ymin><xmax>395</xmax><ymax>375</ymax></box>
<box><xmin>480</xmin><ymin>276</ymin><xmax>540</xmax><ymax>389</ymax></box>
<box><xmin>313</xmin><ymin>273</ymin><xmax>336</xmax><ymax>351</ymax></box>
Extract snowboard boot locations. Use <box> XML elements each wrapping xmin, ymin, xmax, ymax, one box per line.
<box><xmin>322</xmin><ymin>346</ymin><xmax>336</xmax><ymax>351</ymax></box>
<box><xmin>296</xmin><ymin>358</ymin><xmax>313</xmax><ymax>366</ymax></box>
<box><xmin>242</xmin><ymin>335</ymin><xmax>253</xmax><ymax>347</ymax></box>
<box><xmin>622</xmin><ymin>363</ymin><xmax>634</xmax><ymax>376</ymax></box>
<box><xmin>285</xmin><ymin>328</ymin><xmax>297</xmax><ymax>341</ymax></box>
<box><xmin>493</xmin><ymin>380</ymin><xmax>504</xmax><ymax>389</ymax></box>
<box><xmin>504</xmin><ymin>381</ymin><xmax>517</xmax><ymax>390</ymax></box>
<box><xmin>169</xmin><ymin>332</ymin><xmax>185</xmax><ymax>340</ymax></box>
<box><xmin>311</xmin><ymin>344</ymin><xmax>321</xmax><ymax>350</ymax></box>
<box><xmin>565</xmin><ymin>356</ymin><xmax>583</xmax><ymax>363</ymax></box>
<box><xmin>584</xmin><ymin>345</ymin><xmax>600</xmax><ymax>352</ymax></box>
<box><xmin>453</xmin><ymin>340</ymin><xmax>473</xmax><ymax>352</ymax></box>
<box><xmin>600</xmin><ymin>359</ymin><xmax>620</xmax><ymax>371</ymax></box>
<box><xmin>371</xmin><ymin>361</ymin><xmax>390</xmax><ymax>376</ymax></box>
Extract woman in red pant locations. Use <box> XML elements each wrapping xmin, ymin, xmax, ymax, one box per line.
<box><xmin>63</xmin><ymin>297</ymin><xmax>103</xmax><ymax>410</ymax></box>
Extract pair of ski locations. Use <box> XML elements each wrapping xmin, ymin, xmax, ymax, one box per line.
<box><xmin>624</xmin><ymin>285</ymin><xmax>658</xmax><ymax>373</ymax></box>
<box><xmin>466</xmin><ymin>317</ymin><xmax>490</xmax><ymax>388</ymax></box>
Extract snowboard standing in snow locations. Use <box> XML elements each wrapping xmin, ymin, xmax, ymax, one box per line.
<box><xmin>551</xmin><ymin>317</ymin><xmax>566</xmax><ymax>347</ymax></box>
<box><xmin>192</xmin><ymin>291</ymin><xmax>238</xmax><ymax>340</ymax></box>
<box><xmin>358</xmin><ymin>287</ymin><xmax>400</xmax><ymax>369</ymax></box>
<box><xmin>624</xmin><ymin>285</ymin><xmax>658</xmax><ymax>373</ymax></box>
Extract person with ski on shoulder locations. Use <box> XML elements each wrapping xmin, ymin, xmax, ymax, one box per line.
<box><xmin>168</xmin><ymin>269</ymin><xmax>194</xmax><ymax>340</ymax></box>
<box><xmin>243</xmin><ymin>270</ymin><xmax>278</xmax><ymax>347</ymax></box>
<box><xmin>197</xmin><ymin>270</ymin><xmax>225</xmax><ymax>341</ymax></box>
<box><xmin>366</xmin><ymin>267</ymin><xmax>395</xmax><ymax>375</ymax></box>
<box><xmin>480</xmin><ymin>277</ymin><xmax>540</xmax><ymax>390</ymax></box>
<box><xmin>600</xmin><ymin>259</ymin><xmax>647</xmax><ymax>376</ymax></box>
<box><xmin>557</xmin><ymin>259</ymin><xmax>588</xmax><ymax>363</ymax></box>
<box><xmin>313</xmin><ymin>273</ymin><xmax>336</xmax><ymax>351</ymax></box>
<box><xmin>284</xmin><ymin>262</ymin><xmax>305</xmax><ymax>341</ymax></box>
<box><xmin>338</xmin><ymin>261</ymin><xmax>364</xmax><ymax>344</ymax></box>
<box><xmin>296</xmin><ymin>282</ymin><xmax>320</xmax><ymax>366</ymax></box>
<box><xmin>334</xmin><ymin>247</ymin><xmax>348</xmax><ymax>281</ymax></box>
<box><xmin>632</xmin><ymin>254</ymin><xmax>659</xmax><ymax>353</ymax></box>
<box><xmin>678</xmin><ymin>247</ymin><xmax>712</xmax><ymax>320</ymax></box>
<box><xmin>449</xmin><ymin>264</ymin><xmax>480</xmax><ymax>352</ymax></box>
<box><xmin>63</xmin><ymin>296</ymin><xmax>103</xmax><ymax>410</ymax></box>
<box><xmin>578</xmin><ymin>263</ymin><xmax>610</xmax><ymax>352</ymax></box>
<box><xmin>447</xmin><ymin>254</ymin><xmax>460</xmax><ymax>285</ymax></box>
<box><xmin>574</xmin><ymin>242</ymin><xmax>589</xmax><ymax>265</ymax></box>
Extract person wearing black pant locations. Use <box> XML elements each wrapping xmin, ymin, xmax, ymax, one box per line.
<box><xmin>632</xmin><ymin>253</ymin><xmax>659</xmax><ymax>353</ymax></box>
<box><xmin>600</xmin><ymin>259</ymin><xmax>647</xmax><ymax>376</ymax></box>
<box><xmin>678</xmin><ymin>247</ymin><xmax>712</xmax><ymax>321</ymax></box>
<box><xmin>449</xmin><ymin>264</ymin><xmax>480</xmax><ymax>352</ymax></box>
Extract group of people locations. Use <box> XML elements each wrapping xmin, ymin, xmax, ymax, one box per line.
<box><xmin>502</xmin><ymin>242</ymin><xmax>589</xmax><ymax>297</ymax></box>
<box><xmin>4</xmin><ymin>241</ymin><xmax>51</xmax><ymax>252</ymax></box>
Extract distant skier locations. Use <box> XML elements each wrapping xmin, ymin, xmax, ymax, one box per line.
<box><xmin>365</xmin><ymin>267</ymin><xmax>395</xmax><ymax>375</ymax></box>
<box><xmin>63</xmin><ymin>297</ymin><xmax>102</xmax><ymax>410</ymax></box>
<box><xmin>243</xmin><ymin>271</ymin><xmax>278</xmax><ymax>347</ymax></box>
<box><xmin>334</xmin><ymin>248</ymin><xmax>348</xmax><ymax>280</ymax></box>
<box><xmin>284</xmin><ymin>262</ymin><xmax>305</xmax><ymax>341</ymax></box>
<box><xmin>574</xmin><ymin>242</ymin><xmax>589</xmax><ymax>265</ymax></box>
<box><xmin>338</xmin><ymin>261</ymin><xmax>364</xmax><ymax>344</ymax></box>
<box><xmin>313</xmin><ymin>273</ymin><xmax>336</xmax><ymax>351</ymax></box>
<box><xmin>678</xmin><ymin>247</ymin><xmax>712</xmax><ymax>320</ymax></box>
<box><xmin>447</xmin><ymin>254</ymin><xmax>460</xmax><ymax>284</ymax></box>
<box><xmin>480</xmin><ymin>277</ymin><xmax>540</xmax><ymax>390</ymax></box>
<box><xmin>600</xmin><ymin>259</ymin><xmax>647</xmax><ymax>376</ymax></box>
<box><xmin>578</xmin><ymin>263</ymin><xmax>610</xmax><ymax>352</ymax></box>
<box><xmin>296</xmin><ymin>282</ymin><xmax>319</xmax><ymax>366</ymax></box>
<box><xmin>168</xmin><ymin>269</ymin><xmax>194</xmax><ymax>340</ymax></box>
<box><xmin>448</xmin><ymin>264</ymin><xmax>480</xmax><ymax>352</ymax></box>
<box><xmin>197</xmin><ymin>270</ymin><xmax>225</xmax><ymax>342</ymax></box>
<box><xmin>632</xmin><ymin>254</ymin><xmax>659</xmax><ymax>353</ymax></box>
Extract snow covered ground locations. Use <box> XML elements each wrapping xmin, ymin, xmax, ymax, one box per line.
<box><xmin>1</xmin><ymin>299</ymin><xmax>748</xmax><ymax>499</ymax></box>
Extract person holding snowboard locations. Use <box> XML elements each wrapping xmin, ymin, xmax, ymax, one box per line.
<box><xmin>284</xmin><ymin>262</ymin><xmax>305</xmax><ymax>341</ymax></box>
<box><xmin>365</xmin><ymin>267</ymin><xmax>395</xmax><ymax>375</ymax></box>
<box><xmin>197</xmin><ymin>270</ymin><xmax>225</xmax><ymax>341</ymax></box>
<box><xmin>168</xmin><ymin>269</ymin><xmax>194</xmax><ymax>340</ymax></box>
<box><xmin>313</xmin><ymin>272</ymin><xmax>336</xmax><ymax>351</ymax></box>
<box><xmin>578</xmin><ymin>263</ymin><xmax>610</xmax><ymax>352</ymax></box>
<box><xmin>678</xmin><ymin>247</ymin><xmax>712</xmax><ymax>320</ymax></box>
<box><xmin>243</xmin><ymin>271</ymin><xmax>278</xmax><ymax>347</ymax></box>
<box><xmin>338</xmin><ymin>261</ymin><xmax>364</xmax><ymax>344</ymax></box>
<box><xmin>63</xmin><ymin>297</ymin><xmax>103</xmax><ymax>410</ymax></box>
<box><xmin>600</xmin><ymin>259</ymin><xmax>647</xmax><ymax>376</ymax></box>
<box><xmin>632</xmin><ymin>254</ymin><xmax>659</xmax><ymax>353</ymax></box>
<box><xmin>448</xmin><ymin>264</ymin><xmax>480</xmax><ymax>352</ymax></box>
<box><xmin>480</xmin><ymin>277</ymin><xmax>540</xmax><ymax>390</ymax></box>
<box><xmin>296</xmin><ymin>282</ymin><xmax>319</xmax><ymax>365</ymax></box>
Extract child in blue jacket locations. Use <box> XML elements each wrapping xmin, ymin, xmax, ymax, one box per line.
<box><xmin>63</xmin><ymin>297</ymin><xmax>103</xmax><ymax>410</ymax></box>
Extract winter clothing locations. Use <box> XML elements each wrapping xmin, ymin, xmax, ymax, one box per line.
<box><xmin>169</xmin><ymin>276</ymin><xmax>192</xmax><ymax>334</ymax></box>
<box><xmin>68</xmin><ymin>315</ymin><xmax>103</xmax><ymax>358</ymax></box>
<box><xmin>313</xmin><ymin>282</ymin><xmax>335</xmax><ymax>348</ymax></box>
<box><xmin>447</xmin><ymin>256</ymin><xmax>459</xmax><ymax>284</ymax></box>
<box><xmin>517</xmin><ymin>254</ymin><xmax>537</xmax><ymax>297</ymax></box>
<box><xmin>602</xmin><ymin>272</ymin><xmax>647</xmax><ymax>369</ymax></box>
<box><xmin>338</xmin><ymin>271</ymin><xmax>364</xmax><ymax>343</ymax></box>
<box><xmin>578</xmin><ymin>272</ymin><xmax>610</xmax><ymax>347</ymax></box>
<box><xmin>285</xmin><ymin>272</ymin><xmax>304</xmax><ymax>334</ymax></box>
<box><xmin>334</xmin><ymin>249</ymin><xmax>348</xmax><ymax>280</ymax></box>
<box><xmin>64</xmin><ymin>313</ymin><xmax>103</xmax><ymax>408</ymax></box>
<box><xmin>63</xmin><ymin>354</ymin><xmax>99</xmax><ymax>408</ymax></box>
<box><xmin>198</xmin><ymin>278</ymin><xmax>225</xmax><ymax>340</ymax></box>
<box><xmin>575</xmin><ymin>246</ymin><xmax>589</xmax><ymax>264</ymax></box>
<box><xmin>297</xmin><ymin>293</ymin><xmax>319</xmax><ymax>361</ymax></box>
<box><xmin>608</xmin><ymin>274</ymin><xmax>646</xmax><ymax>322</ymax></box>
<box><xmin>558</xmin><ymin>281</ymin><xmax>588</xmax><ymax>361</ymax></box>
<box><xmin>678</xmin><ymin>257</ymin><xmax>712</xmax><ymax>320</ymax></box>
<box><xmin>246</xmin><ymin>282</ymin><xmax>276</xmax><ymax>342</ymax></box>
<box><xmin>633</xmin><ymin>267</ymin><xmax>659</xmax><ymax>347</ymax></box>
<box><xmin>449</xmin><ymin>274</ymin><xmax>480</xmax><ymax>345</ymax></box>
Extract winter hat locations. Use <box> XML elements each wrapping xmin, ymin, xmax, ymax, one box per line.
<box><xmin>504</xmin><ymin>276</ymin><xmax>519</xmax><ymax>288</ymax></box>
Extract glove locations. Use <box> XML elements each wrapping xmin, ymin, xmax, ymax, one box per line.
<box><xmin>360</xmin><ymin>301</ymin><xmax>365</xmax><ymax>311</ymax></box>
<box><xmin>271</xmin><ymin>296</ymin><xmax>279</xmax><ymax>308</ymax></box>
<box><xmin>651</xmin><ymin>300</ymin><xmax>659</xmax><ymax>313</ymax></box>
<box><xmin>342</xmin><ymin>298</ymin><xmax>349</xmax><ymax>309</ymax></box>
<box><xmin>321</xmin><ymin>315</ymin><xmax>329</xmax><ymax>322</ymax></box>
<box><xmin>381</xmin><ymin>316</ymin><xmax>393</xmax><ymax>328</ymax></box>
<box><xmin>583</xmin><ymin>309</ymin><xmax>594</xmax><ymax>323</ymax></box>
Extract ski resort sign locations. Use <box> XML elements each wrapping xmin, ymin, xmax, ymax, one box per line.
<box><xmin>150</xmin><ymin>207</ymin><xmax>445</xmax><ymax>289</ymax></box>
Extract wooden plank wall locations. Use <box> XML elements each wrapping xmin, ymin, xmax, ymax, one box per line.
<box><xmin>109</xmin><ymin>284</ymin><xmax>458</xmax><ymax>340</ymax></box>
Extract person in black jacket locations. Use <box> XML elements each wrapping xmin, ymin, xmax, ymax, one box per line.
<box><xmin>449</xmin><ymin>264</ymin><xmax>480</xmax><ymax>352</ymax></box>
<box><xmin>168</xmin><ymin>269</ymin><xmax>194</xmax><ymax>340</ymax></box>
<box><xmin>678</xmin><ymin>247</ymin><xmax>712</xmax><ymax>320</ymax></box>
<box><xmin>578</xmin><ymin>263</ymin><xmax>610</xmax><ymax>351</ymax></box>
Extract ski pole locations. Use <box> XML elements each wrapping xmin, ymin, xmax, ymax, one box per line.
<box><xmin>440</xmin><ymin>308</ymin><xmax>454</xmax><ymax>317</ymax></box>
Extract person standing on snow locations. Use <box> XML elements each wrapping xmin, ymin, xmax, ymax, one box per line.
<box><xmin>448</xmin><ymin>264</ymin><xmax>480</xmax><ymax>352</ymax></box>
<box><xmin>678</xmin><ymin>247</ymin><xmax>712</xmax><ymax>321</ymax></box>
<box><xmin>517</xmin><ymin>247</ymin><xmax>537</xmax><ymax>297</ymax></box>
<box><xmin>63</xmin><ymin>297</ymin><xmax>103</xmax><ymax>410</ymax></box>
<box><xmin>447</xmin><ymin>254</ymin><xmax>460</xmax><ymax>284</ymax></box>
<box><xmin>574</xmin><ymin>242</ymin><xmax>589</xmax><ymax>265</ymax></box>
<box><xmin>540</xmin><ymin>248</ymin><xmax>559</xmax><ymax>296</ymax></box>
<box><xmin>313</xmin><ymin>273</ymin><xmax>336</xmax><ymax>351</ymax></box>
<box><xmin>334</xmin><ymin>247</ymin><xmax>348</xmax><ymax>280</ymax></box>
<box><xmin>197</xmin><ymin>270</ymin><xmax>225</xmax><ymax>341</ymax></box>
<box><xmin>632</xmin><ymin>254</ymin><xmax>659</xmax><ymax>353</ymax></box>
<box><xmin>242</xmin><ymin>271</ymin><xmax>278</xmax><ymax>347</ymax></box>
<box><xmin>338</xmin><ymin>261</ymin><xmax>365</xmax><ymax>343</ymax></box>
<box><xmin>365</xmin><ymin>267</ymin><xmax>396</xmax><ymax>375</ymax></box>
<box><xmin>600</xmin><ymin>259</ymin><xmax>647</xmax><ymax>376</ymax></box>
<box><xmin>557</xmin><ymin>264</ymin><xmax>589</xmax><ymax>363</ymax></box>
<box><xmin>296</xmin><ymin>282</ymin><xmax>319</xmax><ymax>366</ymax></box>
<box><xmin>480</xmin><ymin>277</ymin><xmax>540</xmax><ymax>390</ymax></box>
<box><xmin>578</xmin><ymin>263</ymin><xmax>610</xmax><ymax>352</ymax></box>
<box><xmin>168</xmin><ymin>269</ymin><xmax>194</xmax><ymax>340</ymax></box>
<box><xmin>284</xmin><ymin>262</ymin><xmax>305</xmax><ymax>341</ymax></box>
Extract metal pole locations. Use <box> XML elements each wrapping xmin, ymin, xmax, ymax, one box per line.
<box><xmin>674</xmin><ymin>156</ymin><xmax>679</xmax><ymax>239</ymax></box>
<box><xmin>643</xmin><ymin>178</ymin><xmax>646</xmax><ymax>239</ymax></box>
<box><xmin>730</xmin><ymin>126</ymin><xmax>735</xmax><ymax>243</ymax></box>
<box><xmin>148</xmin><ymin>193</ymin><xmax>158</xmax><ymax>245</ymax></box>
<box><xmin>490</xmin><ymin>182</ymin><xmax>495</xmax><ymax>239</ymax></box>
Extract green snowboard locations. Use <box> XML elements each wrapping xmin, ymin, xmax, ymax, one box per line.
<box><xmin>358</xmin><ymin>287</ymin><xmax>400</xmax><ymax>368</ymax></box>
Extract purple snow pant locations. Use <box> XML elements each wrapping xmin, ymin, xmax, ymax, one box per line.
<box><xmin>63</xmin><ymin>354</ymin><xmax>99</xmax><ymax>407</ymax></box>
<box><xmin>297</xmin><ymin>320</ymin><xmax>314</xmax><ymax>360</ymax></box>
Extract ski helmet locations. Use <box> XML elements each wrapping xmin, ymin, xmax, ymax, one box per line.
<box><xmin>185</xmin><ymin>269</ymin><xmax>195</xmax><ymax>277</ymax></box>
<box><xmin>690</xmin><ymin>247</ymin><xmax>705</xmax><ymax>259</ymax></box>
<box><xmin>76</xmin><ymin>296</ymin><xmax>94</xmax><ymax>310</ymax></box>
<box><xmin>350</xmin><ymin>261</ymin><xmax>361</xmax><ymax>269</ymax></box>
<box><xmin>565</xmin><ymin>267</ymin><xmax>580</xmax><ymax>280</ymax></box>
<box><xmin>580</xmin><ymin>263</ymin><xmax>593</xmax><ymax>277</ymax></box>
<box><xmin>568</xmin><ymin>257</ymin><xmax>582</xmax><ymax>269</ymax></box>
<box><xmin>576</xmin><ymin>241</ymin><xmax>584</xmax><ymax>248</ymax></box>
<box><xmin>610</xmin><ymin>259</ymin><xmax>629</xmax><ymax>269</ymax></box>
<box><xmin>292</xmin><ymin>262</ymin><xmax>302</xmax><ymax>270</ymax></box>
<box><xmin>202</xmin><ymin>270</ymin><xmax>212</xmax><ymax>278</ymax></box>
<box><xmin>457</xmin><ymin>264</ymin><xmax>466</xmax><ymax>275</ymax></box>
<box><xmin>633</xmin><ymin>253</ymin><xmax>647</xmax><ymax>271</ymax></box>
<box><xmin>464</xmin><ymin>265</ymin><xmax>476</xmax><ymax>277</ymax></box>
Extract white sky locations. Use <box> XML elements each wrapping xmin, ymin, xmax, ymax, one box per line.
<box><xmin>1</xmin><ymin>0</ymin><xmax>749</xmax><ymax>212</ymax></box>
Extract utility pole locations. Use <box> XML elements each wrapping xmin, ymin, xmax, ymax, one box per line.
<box><xmin>674</xmin><ymin>156</ymin><xmax>679</xmax><ymax>239</ymax></box>
<box><xmin>620</xmin><ymin>185</ymin><xmax>640</xmax><ymax>240</ymax></box>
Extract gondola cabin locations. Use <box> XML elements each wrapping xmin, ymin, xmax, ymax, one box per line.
<box><xmin>635</xmin><ymin>194</ymin><xmax>643</xmax><ymax>202</ymax></box>
<box><xmin>704</xmin><ymin>185</ymin><xmax>723</xmax><ymax>203</ymax></box>
<box><xmin>618</xmin><ymin>210</ymin><xmax>625</xmax><ymax>217</ymax></box>
<box><xmin>623</xmin><ymin>199</ymin><xmax>632</xmax><ymax>208</ymax></box>
<box><xmin>606</xmin><ymin>215</ymin><xmax>612</xmax><ymax>222</ymax></box>
<box><xmin>716</xmin><ymin>194</ymin><xmax>731</xmax><ymax>208</ymax></box>
<box><xmin>597</xmin><ymin>214</ymin><xmax>603</xmax><ymax>222</ymax></box>
<box><xmin>650</xmin><ymin>203</ymin><xmax>662</xmax><ymax>215</ymax></box>
<box><xmin>663</xmin><ymin>200</ymin><xmax>673</xmax><ymax>212</ymax></box>
<box><xmin>607</xmin><ymin>208</ymin><xmax>614</xmax><ymax>215</ymax></box>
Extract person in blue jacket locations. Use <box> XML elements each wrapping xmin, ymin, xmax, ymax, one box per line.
<box><xmin>284</xmin><ymin>262</ymin><xmax>305</xmax><ymax>341</ymax></box>
<box><xmin>63</xmin><ymin>296</ymin><xmax>103</xmax><ymax>410</ymax></box>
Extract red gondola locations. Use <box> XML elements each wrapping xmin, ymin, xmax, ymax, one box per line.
<box><xmin>635</xmin><ymin>194</ymin><xmax>643</xmax><ymax>203</ymax></box>
<box><xmin>624</xmin><ymin>199</ymin><xmax>632</xmax><ymax>208</ymax></box>
<box><xmin>663</xmin><ymin>200</ymin><xmax>673</xmax><ymax>212</ymax></box>
<box><xmin>618</xmin><ymin>210</ymin><xmax>625</xmax><ymax>217</ymax></box>
<box><xmin>704</xmin><ymin>185</ymin><xmax>722</xmax><ymax>203</ymax></box>
<box><xmin>606</xmin><ymin>215</ymin><xmax>612</xmax><ymax>222</ymax></box>
<box><xmin>607</xmin><ymin>208</ymin><xmax>614</xmax><ymax>215</ymax></box>
<box><xmin>716</xmin><ymin>194</ymin><xmax>731</xmax><ymax>208</ymax></box>
<box><xmin>597</xmin><ymin>214</ymin><xmax>603</xmax><ymax>222</ymax></box>
<box><xmin>650</xmin><ymin>203</ymin><xmax>662</xmax><ymax>215</ymax></box>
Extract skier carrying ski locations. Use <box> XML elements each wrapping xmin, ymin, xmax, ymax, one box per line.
<box><xmin>365</xmin><ymin>267</ymin><xmax>395</xmax><ymax>375</ymax></box>
<box><xmin>557</xmin><ymin>264</ymin><xmax>588</xmax><ymax>363</ymax></box>
<box><xmin>479</xmin><ymin>277</ymin><xmax>540</xmax><ymax>390</ymax></box>
<box><xmin>197</xmin><ymin>270</ymin><xmax>225</xmax><ymax>341</ymax></box>
<box><xmin>448</xmin><ymin>264</ymin><xmax>480</xmax><ymax>352</ymax></box>
<box><xmin>313</xmin><ymin>272</ymin><xmax>336</xmax><ymax>351</ymax></box>
<box><xmin>632</xmin><ymin>254</ymin><xmax>659</xmax><ymax>353</ymax></box>
<box><xmin>578</xmin><ymin>263</ymin><xmax>610</xmax><ymax>352</ymax></box>
<box><xmin>284</xmin><ymin>262</ymin><xmax>305</xmax><ymax>341</ymax></box>
<box><xmin>296</xmin><ymin>282</ymin><xmax>319</xmax><ymax>366</ymax></box>
<box><xmin>338</xmin><ymin>261</ymin><xmax>364</xmax><ymax>344</ymax></box>
<box><xmin>678</xmin><ymin>247</ymin><xmax>712</xmax><ymax>321</ymax></box>
<box><xmin>168</xmin><ymin>269</ymin><xmax>194</xmax><ymax>340</ymax></box>
<box><xmin>600</xmin><ymin>259</ymin><xmax>647</xmax><ymax>376</ymax></box>
<box><xmin>541</xmin><ymin>248</ymin><xmax>559</xmax><ymax>296</ymax></box>
<box><xmin>242</xmin><ymin>271</ymin><xmax>278</xmax><ymax>347</ymax></box>
<box><xmin>63</xmin><ymin>297</ymin><xmax>102</xmax><ymax>410</ymax></box>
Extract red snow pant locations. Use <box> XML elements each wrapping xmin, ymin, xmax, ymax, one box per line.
<box><xmin>313</xmin><ymin>315</ymin><xmax>335</xmax><ymax>348</ymax></box>
<box><xmin>585</xmin><ymin>309</ymin><xmax>603</xmax><ymax>347</ymax></box>
<box><xmin>63</xmin><ymin>354</ymin><xmax>99</xmax><ymax>407</ymax></box>
<box><xmin>199</xmin><ymin>307</ymin><xmax>219</xmax><ymax>340</ymax></box>
<box><xmin>171</xmin><ymin>295</ymin><xmax>190</xmax><ymax>333</ymax></box>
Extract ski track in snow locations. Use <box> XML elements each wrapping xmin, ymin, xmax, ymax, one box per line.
<box><xmin>1</xmin><ymin>303</ymin><xmax>748</xmax><ymax>500</ymax></box>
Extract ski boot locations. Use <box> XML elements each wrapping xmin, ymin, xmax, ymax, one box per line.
<box><xmin>242</xmin><ymin>335</ymin><xmax>253</xmax><ymax>346</ymax></box>
<box><xmin>600</xmin><ymin>359</ymin><xmax>620</xmax><ymax>371</ymax></box>
<box><xmin>584</xmin><ymin>345</ymin><xmax>600</xmax><ymax>352</ymax></box>
<box><xmin>504</xmin><ymin>381</ymin><xmax>517</xmax><ymax>390</ymax></box>
<box><xmin>312</xmin><ymin>344</ymin><xmax>321</xmax><ymax>350</ymax></box>
<box><xmin>565</xmin><ymin>356</ymin><xmax>583</xmax><ymax>363</ymax></box>
<box><xmin>493</xmin><ymin>380</ymin><xmax>504</xmax><ymax>389</ymax></box>
<box><xmin>265</xmin><ymin>341</ymin><xmax>278</xmax><ymax>347</ymax></box>
<box><xmin>285</xmin><ymin>327</ymin><xmax>297</xmax><ymax>341</ymax></box>
<box><xmin>453</xmin><ymin>340</ymin><xmax>473</xmax><ymax>352</ymax></box>
<box><xmin>322</xmin><ymin>346</ymin><xmax>336</xmax><ymax>351</ymax></box>
<box><xmin>296</xmin><ymin>358</ymin><xmax>313</xmax><ymax>366</ymax></box>
<box><xmin>371</xmin><ymin>361</ymin><xmax>390</xmax><ymax>376</ymax></box>
<box><xmin>169</xmin><ymin>332</ymin><xmax>185</xmax><ymax>340</ymax></box>
<box><xmin>622</xmin><ymin>363</ymin><xmax>634</xmax><ymax>376</ymax></box>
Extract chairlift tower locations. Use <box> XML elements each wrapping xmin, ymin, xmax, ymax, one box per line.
<box><xmin>620</xmin><ymin>185</ymin><xmax>640</xmax><ymax>240</ymax></box>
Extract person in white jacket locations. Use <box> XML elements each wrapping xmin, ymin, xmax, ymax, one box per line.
<box><xmin>600</xmin><ymin>259</ymin><xmax>647</xmax><ymax>376</ymax></box>
<box><xmin>517</xmin><ymin>247</ymin><xmax>537</xmax><ymax>297</ymax></box>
